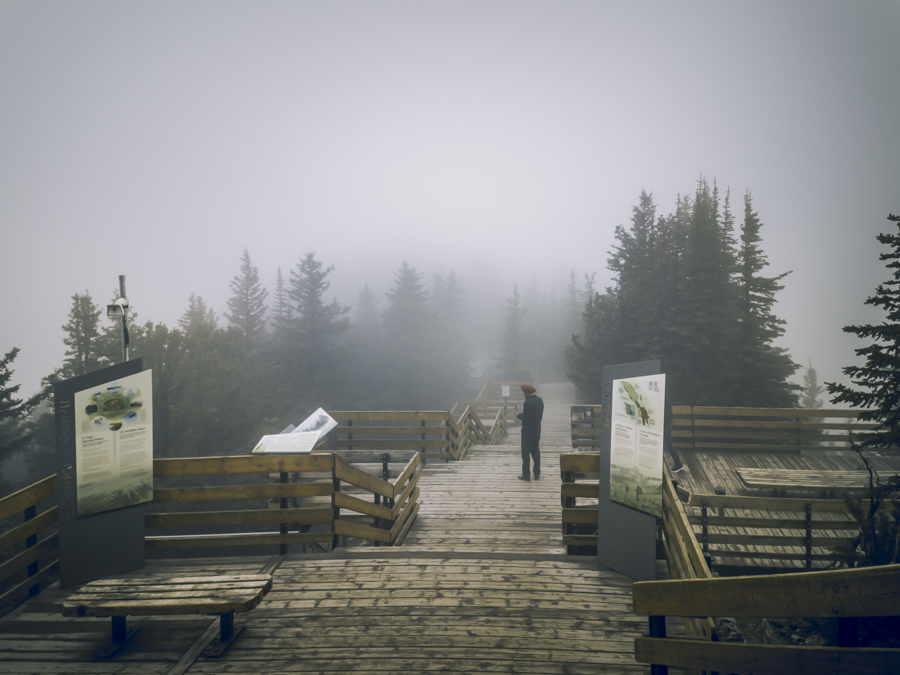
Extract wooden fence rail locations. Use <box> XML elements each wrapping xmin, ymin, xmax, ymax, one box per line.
<box><xmin>633</xmin><ymin>564</ymin><xmax>900</xmax><ymax>674</ymax></box>
<box><xmin>570</xmin><ymin>405</ymin><xmax>871</xmax><ymax>453</ymax></box>
<box><xmin>673</xmin><ymin>406</ymin><xmax>870</xmax><ymax>454</ymax></box>
<box><xmin>685</xmin><ymin>492</ymin><xmax>897</xmax><ymax>572</ymax></box>
<box><xmin>0</xmin><ymin>475</ymin><xmax>59</xmax><ymax>616</ymax></box>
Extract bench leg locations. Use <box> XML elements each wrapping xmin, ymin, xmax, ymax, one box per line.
<box><xmin>97</xmin><ymin>616</ymin><xmax>139</xmax><ymax>659</ymax></box>
<box><xmin>220</xmin><ymin>611</ymin><xmax>234</xmax><ymax>642</ymax></box>
<box><xmin>205</xmin><ymin>612</ymin><xmax>243</xmax><ymax>658</ymax></box>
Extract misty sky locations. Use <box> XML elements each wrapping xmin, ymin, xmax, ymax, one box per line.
<box><xmin>2</xmin><ymin>1</ymin><xmax>899</xmax><ymax>401</ymax></box>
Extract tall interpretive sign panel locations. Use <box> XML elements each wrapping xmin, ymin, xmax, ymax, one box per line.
<box><xmin>598</xmin><ymin>360</ymin><xmax>661</xmax><ymax>581</ymax></box>
<box><xmin>609</xmin><ymin>374</ymin><xmax>665</xmax><ymax>518</ymax></box>
<box><xmin>55</xmin><ymin>359</ymin><xmax>151</xmax><ymax>587</ymax></box>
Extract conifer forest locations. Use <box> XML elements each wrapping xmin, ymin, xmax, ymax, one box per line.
<box><xmin>0</xmin><ymin>180</ymin><xmax>887</xmax><ymax>494</ymax></box>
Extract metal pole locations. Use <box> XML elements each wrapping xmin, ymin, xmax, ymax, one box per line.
<box><xmin>119</xmin><ymin>275</ymin><xmax>129</xmax><ymax>362</ymax></box>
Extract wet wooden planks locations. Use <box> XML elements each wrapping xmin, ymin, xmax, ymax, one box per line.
<box><xmin>0</xmin><ymin>557</ymin><xmax>271</xmax><ymax>674</ymax></box>
<box><xmin>190</xmin><ymin>554</ymin><xmax>664</xmax><ymax>674</ymax></box>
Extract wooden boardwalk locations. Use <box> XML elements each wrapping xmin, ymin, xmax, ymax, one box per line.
<box><xmin>0</xmin><ymin>382</ymin><xmax>672</xmax><ymax>674</ymax></box>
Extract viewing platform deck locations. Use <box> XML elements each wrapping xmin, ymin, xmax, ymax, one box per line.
<box><xmin>0</xmin><ymin>382</ymin><xmax>682</xmax><ymax>674</ymax></box>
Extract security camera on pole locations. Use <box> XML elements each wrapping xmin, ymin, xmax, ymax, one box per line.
<box><xmin>106</xmin><ymin>275</ymin><xmax>130</xmax><ymax>363</ymax></box>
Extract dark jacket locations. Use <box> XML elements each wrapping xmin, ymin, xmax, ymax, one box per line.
<box><xmin>519</xmin><ymin>394</ymin><xmax>544</xmax><ymax>441</ymax></box>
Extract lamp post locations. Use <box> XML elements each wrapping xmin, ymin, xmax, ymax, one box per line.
<box><xmin>106</xmin><ymin>275</ymin><xmax>130</xmax><ymax>363</ymax></box>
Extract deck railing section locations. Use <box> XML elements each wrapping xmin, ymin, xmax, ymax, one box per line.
<box><xmin>633</xmin><ymin>564</ymin><xmax>900</xmax><ymax>674</ymax></box>
<box><xmin>560</xmin><ymin>456</ymin><xmax>717</xmax><ymax>641</ymax></box>
<box><xmin>148</xmin><ymin>454</ymin><xmax>336</xmax><ymax>553</ymax></box>
<box><xmin>673</xmin><ymin>406</ymin><xmax>869</xmax><ymax>453</ymax></box>
<box><xmin>332</xmin><ymin>452</ymin><xmax>421</xmax><ymax>546</ymax></box>
<box><xmin>685</xmin><ymin>492</ymin><xmax>898</xmax><ymax>572</ymax></box>
<box><xmin>0</xmin><ymin>475</ymin><xmax>59</xmax><ymax>615</ymax></box>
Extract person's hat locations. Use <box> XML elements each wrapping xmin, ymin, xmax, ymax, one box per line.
<box><xmin>520</xmin><ymin>384</ymin><xmax>536</xmax><ymax>395</ymax></box>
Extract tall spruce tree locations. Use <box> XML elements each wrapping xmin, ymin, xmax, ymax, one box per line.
<box><xmin>565</xmin><ymin>291</ymin><xmax>614</xmax><ymax>403</ymax></box>
<box><xmin>800</xmin><ymin>360</ymin><xmax>824</xmax><ymax>409</ymax></box>
<box><xmin>179</xmin><ymin>293</ymin><xmax>218</xmax><ymax>334</ymax></box>
<box><xmin>499</xmin><ymin>285</ymin><xmax>529</xmax><ymax>379</ymax></box>
<box><xmin>286</xmin><ymin>252</ymin><xmax>350</xmax><ymax>404</ymax></box>
<box><xmin>670</xmin><ymin>178</ymin><xmax>740</xmax><ymax>404</ymax></box>
<box><xmin>734</xmin><ymin>191</ymin><xmax>799</xmax><ymax>406</ymax></box>
<box><xmin>827</xmin><ymin>214</ymin><xmax>900</xmax><ymax>451</ymax></box>
<box><xmin>0</xmin><ymin>348</ymin><xmax>44</xmax><ymax>458</ymax></box>
<box><xmin>432</xmin><ymin>269</ymin><xmax>469</xmax><ymax>394</ymax></box>
<box><xmin>382</xmin><ymin>261</ymin><xmax>438</xmax><ymax>406</ymax></box>
<box><xmin>272</xmin><ymin>267</ymin><xmax>293</xmax><ymax>331</ymax></box>
<box><xmin>57</xmin><ymin>292</ymin><xmax>108</xmax><ymax>380</ymax></box>
<box><xmin>225</xmin><ymin>248</ymin><xmax>268</xmax><ymax>348</ymax></box>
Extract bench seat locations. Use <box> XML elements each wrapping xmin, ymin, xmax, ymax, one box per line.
<box><xmin>62</xmin><ymin>573</ymin><xmax>272</xmax><ymax>657</ymax></box>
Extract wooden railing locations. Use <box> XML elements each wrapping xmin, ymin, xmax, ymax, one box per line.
<box><xmin>633</xmin><ymin>564</ymin><xmax>900</xmax><ymax>674</ymax></box>
<box><xmin>333</xmin><ymin>453</ymin><xmax>421</xmax><ymax>546</ymax></box>
<box><xmin>672</xmin><ymin>406</ymin><xmax>869</xmax><ymax>453</ymax></box>
<box><xmin>330</xmin><ymin>407</ymin><xmax>508</xmax><ymax>463</ymax></box>
<box><xmin>560</xmin><ymin>452</ymin><xmax>600</xmax><ymax>551</ymax></box>
<box><xmin>148</xmin><ymin>453</ymin><xmax>336</xmax><ymax>552</ymax></box>
<box><xmin>684</xmin><ymin>491</ymin><xmax>894</xmax><ymax>573</ymax></box>
<box><xmin>560</xmin><ymin>455</ymin><xmax>717</xmax><ymax>641</ymax></box>
<box><xmin>148</xmin><ymin>451</ymin><xmax>422</xmax><ymax>551</ymax></box>
<box><xmin>0</xmin><ymin>475</ymin><xmax>59</xmax><ymax>615</ymax></box>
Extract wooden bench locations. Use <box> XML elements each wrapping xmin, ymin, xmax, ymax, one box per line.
<box><xmin>736</xmin><ymin>468</ymin><xmax>873</xmax><ymax>497</ymax></box>
<box><xmin>62</xmin><ymin>573</ymin><xmax>272</xmax><ymax>658</ymax></box>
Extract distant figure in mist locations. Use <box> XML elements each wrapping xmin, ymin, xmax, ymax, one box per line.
<box><xmin>516</xmin><ymin>384</ymin><xmax>544</xmax><ymax>482</ymax></box>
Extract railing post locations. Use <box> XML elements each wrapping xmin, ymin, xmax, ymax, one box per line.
<box><xmin>701</xmin><ymin>498</ymin><xmax>709</xmax><ymax>552</ymax></box>
<box><xmin>279</xmin><ymin>472</ymin><xmax>289</xmax><ymax>556</ymax></box>
<box><xmin>805</xmin><ymin>502</ymin><xmax>812</xmax><ymax>570</ymax></box>
<box><xmin>374</xmin><ymin>491</ymin><xmax>381</xmax><ymax>547</ymax></box>
<box><xmin>564</xmin><ymin>469</ymin><xmax>576</xmax><ymax>555</ymax></box>
<box><xmin>648</xmin><ymin>615</ymin><xmax>668</xmax><ymax>675</ymax></box>
<box><xmin>347</xmin><ymin>419</ymin><xmax>353</xmax><ymax>451</ymax></box>
<box><xmin>332</xmin><ymin>473</ymin><xmax>341</xmax><ymax>551</ymax></box>
<box><xmin>421</xmin><ymin>420</ymin><xmax>426</xmax><ymax>456</ymax></box>
<box><xmin>24</xmin><ymin>504</ymin><xmax>39</xmax><ymax>597</ymax></box>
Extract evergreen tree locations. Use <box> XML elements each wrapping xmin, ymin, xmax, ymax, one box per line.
<box><xmin>53</xmin><ymin>292</ymin><xmax>108</xmax><ymax>382</ymax></box>
<box><xmin>225</xmin><ymin>248</ymin><xmax>268</xmax><ymax>348</ymax></box>
<box><xmin>606</xmin><ymin>190</ymin><xmax>663</xmax><ymax>364</ymax></box>
<box><xmin>565</xmin><ymin>271</ymin><xmax>581</xmax><ymax>339</ymax></box>
<box><xmin>0</xmin><ymin>348</ymin><xmax>44</xmax><ymax>458</ymax></box>
<box><xmin>499</xmin><ymin>285</ymin><xmax>529</xmax><ymax>379</ymax></box>
<box><xmin>565</xmin><ymin>292</ymin><xmax>614</xmax><ymax>402</ymax></box>
<box><xmin>272</xmin><ymin>267</ymin><xmax>292</xmax><ymax>328</ymax></box>
<box><xmin>382</xmin><ymin>261</ymin><xmax>438</xmax><ymax>406</ymax></box>
<box><xmin>179</xmin><ymin>293</ymin><xmax>218</xmax><ymax>334</ymax></box>
<box><xmin>432</xmin><ymin>269</ymin><xmax>469</xmax><ymax>393</ymax></box>
<box><xmin>800</xmin><ymin>360</ymin><xmax>824</xmax><ymax>409</ymax></box>
<box><xmin>827</xmin><ymin>214</ymin><xmax>900</xmax><ymax>451</ymax></box>
<box><xmin>670</xmin><ymin>178</ymin><xmax>740</xmax><ymax>404</ymax></box>
<box><xmin>354</xmin><ymin>282</ymin><xmax>380</xmax><ymax>334</ymax></box>
<box><xmin>286</xmin><ymin>252</ymin><xmax>351</xmax><ymax>404</ymax></box>
<box><xmin>733</xmin><ymin>191</ymin><xmax>799</xmax><ymax>406</ymax></box>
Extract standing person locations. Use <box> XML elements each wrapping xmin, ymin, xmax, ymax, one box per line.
<box><xmin>516</xmin><ymin>383</ymin><xmax>544</xmax><ymax>481</ymax></box>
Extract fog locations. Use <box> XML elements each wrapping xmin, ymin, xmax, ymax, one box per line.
<box><xmin>2</xmin><ymin>1</ymin><xmax>899</xmax><ymax>399</ymax></box>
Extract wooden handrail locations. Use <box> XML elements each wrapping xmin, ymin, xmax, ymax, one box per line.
<box><xmin>633</xmin><ymin>564</ymin><xmax>900</xmax><ymax>673</ymax></box>
<box><xmin>635</xmin><ymin>563</ymin><xmax>900</xmax><ymax>618</ymax></box>
<box><xmin>0</xmin><ymin>474</ymin><xmax>59</xmax><ymax>617</ymax></box>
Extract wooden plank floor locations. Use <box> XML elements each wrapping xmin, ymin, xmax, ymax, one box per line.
<box><xmin>0</xmin><ymin>382</ymin><xmax>678</xmax><ymax>674</ymax></box>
